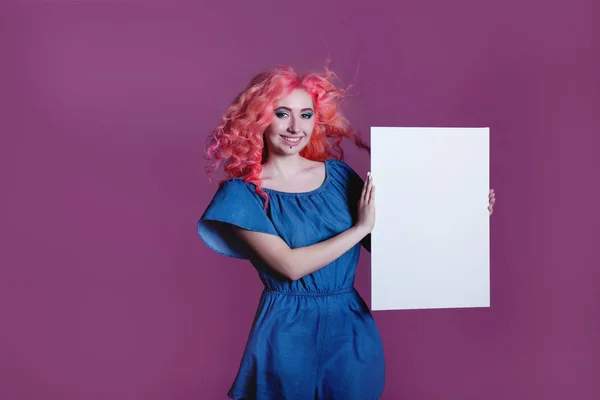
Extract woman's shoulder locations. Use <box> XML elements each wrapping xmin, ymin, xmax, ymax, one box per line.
<box><xmin>324</xmin><ymin>158</ymin><xmax>365</xmax><ymax>192</ymax></box>
<box><xmin>326</xmin><ymin>158</ymin><xmax>360</xmax><ymax>178</ymax></box>
<box><xmin>326</xmin><ymin>158</ymin><xmax>348</xmax><ymax>166</ymax></box>
<box><xmin>213</xmin><ymin>177</ymin><xmax>257</xmax><ymax>199</ymax></box>
<box><xmin>220</xmin><ymin>176</ymin><xmax>247</xmax><ymax>186</ymax></box>
<box><xmin>204</xmin><ymin>177</ymin><xmax>266</xmax><ymax>215</ymax></box>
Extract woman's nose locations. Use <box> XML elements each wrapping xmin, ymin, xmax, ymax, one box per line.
<box><xmin>287</xmin><ymin>119</ymin><xmax>300</xmax><ymax>134</ymax></box>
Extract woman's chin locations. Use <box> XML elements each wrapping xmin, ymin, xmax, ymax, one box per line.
<box><xmin>275</xmin><ymin>144</ymin><xmax>305</xmax><ymax>155</ymax></box>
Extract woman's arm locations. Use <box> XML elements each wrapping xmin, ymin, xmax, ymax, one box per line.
<box><xmin>233</xmin><ymin>172</ymin><xmax>376</xmax><ymax>281</ymax></box>
<box><xmin>233</xmin><ymin>225</ymin><xmax>370</xmax><ymax>280</ymax></box>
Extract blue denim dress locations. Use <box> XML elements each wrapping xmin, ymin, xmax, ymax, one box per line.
<box><xmin>197</xmin><ymin>159</ymin><xmax>385</xmax><ymax>400</ymax></box>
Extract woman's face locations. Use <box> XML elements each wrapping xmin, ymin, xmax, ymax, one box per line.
<box><xmin>264</xmin><ymin>88</ymin><xmax>315</xmax><ymax>157</ymax></box>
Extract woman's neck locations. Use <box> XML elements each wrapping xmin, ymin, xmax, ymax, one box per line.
<box><xmin>261</xmin><ymin>155</ymin><xmax>308</xmax><ymax>180</ymax></box>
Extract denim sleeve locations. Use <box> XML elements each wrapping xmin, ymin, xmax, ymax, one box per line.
<box><xmin>197</xmin><ymin>179</ymin><xmax>279</xmax><ymax>259</ymax></box>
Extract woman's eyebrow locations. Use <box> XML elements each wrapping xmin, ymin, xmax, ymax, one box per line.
<box><xmin>276</xmin><ymin>106</ymin><xmax>314</xmax><ymax>112</ymax></box>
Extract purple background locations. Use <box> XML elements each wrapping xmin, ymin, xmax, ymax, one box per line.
<box><xmin>1</xmin><ymin>0</ymin><xmax>599</xmax><ymax>399</ymax></box>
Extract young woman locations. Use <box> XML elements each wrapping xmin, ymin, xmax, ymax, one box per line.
<box><xmin>197</xmin><ymin>65</ymin><xmax>496</xmax><ymax>400</ymax></box>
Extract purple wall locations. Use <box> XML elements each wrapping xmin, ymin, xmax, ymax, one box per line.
<box><xmin>1</xmin><ymin>0</ymin><xmax>599</xmax><ymax>399</ymax></box>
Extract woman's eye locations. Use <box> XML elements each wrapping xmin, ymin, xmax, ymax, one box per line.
<box><xmin>275</xmin><ymin>110</ymin><xmax>313</xmax><ymax>119</ymax></box>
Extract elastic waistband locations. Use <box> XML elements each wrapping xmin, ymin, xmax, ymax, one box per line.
<box><xmin>263</xmin><ymin>287</ymin><xmax>356</xmax><ymax>297</ymax></box>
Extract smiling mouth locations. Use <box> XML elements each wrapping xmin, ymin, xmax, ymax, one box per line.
<box><xmin>280</xmin><ymin>135</ymin><xmax>302</xmax><ymax>143</ymax></box>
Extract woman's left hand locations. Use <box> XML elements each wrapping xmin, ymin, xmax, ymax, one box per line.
<box><xmin>488</xmin><ymin>189</ymin><xmax>496</xmax><ymax>216</ymax></box>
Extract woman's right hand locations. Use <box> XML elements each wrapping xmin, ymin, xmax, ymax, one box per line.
<box><xmin>356</xmin><ymin>172</ymin><xmax>376</xmax><ymax>234</ymax></box>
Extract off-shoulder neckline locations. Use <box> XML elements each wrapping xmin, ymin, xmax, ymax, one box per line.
<box><xmin>258</xmin><ymin>159</ymin><xmax>331</xmax><ymax>196</ymax></box>
<box><xmin>231</xmin><ymin>159</ymin><xmax>337</xmax><ymax>197</ymax></box>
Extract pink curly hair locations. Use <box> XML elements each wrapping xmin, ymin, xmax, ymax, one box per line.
<box><xmin>205</xmin><ymin>65</ymin><xmax>369</xmax><ymax>207</ymax></box>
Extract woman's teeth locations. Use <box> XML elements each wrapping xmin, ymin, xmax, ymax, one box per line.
<box><xmin>281</xmin><ymin>136</ymin><xmax>301</xmax><ymax>143</ymax></box>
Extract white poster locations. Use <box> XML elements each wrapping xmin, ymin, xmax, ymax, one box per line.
<box><xmin>370</xmin><ymin>127</ymin><xmax>490</xmax><ymax>311</ymax></box>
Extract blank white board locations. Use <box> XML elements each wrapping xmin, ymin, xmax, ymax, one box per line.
<box><xmin>370</xmin><ymin>127</ymin><xmax>490</xmax><ymax>311</ymax></box>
